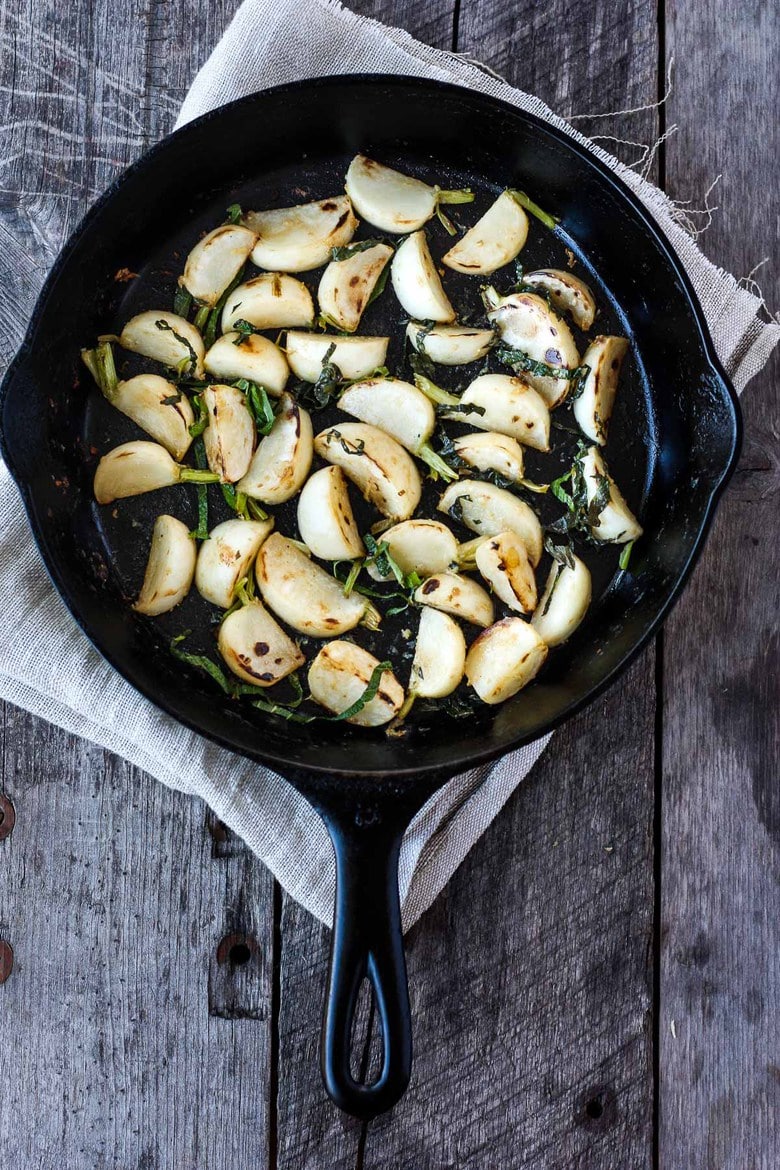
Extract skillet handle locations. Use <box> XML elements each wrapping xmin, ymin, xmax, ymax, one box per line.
<box><xmin>318</xmin><ymin>806</ymin><xmax>411</xmax><ymax>1119</ymax></box>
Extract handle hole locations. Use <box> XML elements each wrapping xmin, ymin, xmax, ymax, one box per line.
<box><xmin>349</xmin><ymin>976</ymin><xmax>385</xmax><ymax>1086</ymax></box>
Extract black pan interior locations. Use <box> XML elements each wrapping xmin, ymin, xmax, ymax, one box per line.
<box><xmin>0</xmin><ymin>76</ymin><xmax>739</xmax><ymax>781</ymax></box>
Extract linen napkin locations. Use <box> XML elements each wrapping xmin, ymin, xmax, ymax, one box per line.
<box><xmin>1</xmin><ymin>0</ymin><xmax>777</xmax><ymax>930</ymax></box>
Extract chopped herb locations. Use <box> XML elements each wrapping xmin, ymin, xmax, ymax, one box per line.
<box><xmin>173</xmin><ymin>285</ymin><xmax>193</xmax><ymax>318</ymax></box>
<box><xmin>408</xmin><ymin>348</ymin><xmax>436</xmax><ymax>381</ymax></box>
<box><xmin>447</xmin><ymin>493</ymin><xmax>473</xmax><ymax>526</ymax></box>
<box><xmin>507</xmin><ymin>188</ymin><xmax>559</xmax><ymax>231</ymax></box>
<box><xmin>188</xmin><ymin>394</ymin><xmax>208</xmax><ymax>438</ymax></box>
<box><xmin>225</xmin><ymin>203</ymin><xmax>243</xmax><ymax>224</ymax></box>
<box><xmin>326</xmin><ymin>427</ymin><xmax>365</xmax><ymax>457</ymax></box>
<box><xmin>541</xmin><ymin>564</ymin><xmax>565</xmax><ymax>616</ymax></box>
<box><xmin>235</xmin><ymin>378</ymin><xmax>275</xmax><ymax>435</ymax></box>
<box><xmin>250</xmin><ymin>697</ymin><xmax>315</xmax><ymax>723</ymax></box>
<box><xmin>161</xmin><ymin>390</ymin><xmax>183</xmax><ymax>406</ymax></box>
<box><xmin>496</xmin><ymin>344</ymin><xmax>572</xmax><ymax>382</ymax></box>
<box><xmin>328</xmin><ymin>660</ymin><xmax>393</xmax><ymax>722</ymax></box>
<box><xmin>364</xmin><ymin>533</ymin><xmax>405</xmax><ymax>585</ymax></box>
<box><xmin>188</xmin><ymin>437</ymin><xmax>211</xmax><ymax>540</ymax></box>
<box><xmin>231</xmin><ymin>318</ymin><xmax>257</xmax><ymax>343</ymax></box>
<box><xmin>366</xmin><ymin>258</ymin><xmax>390</xmax><ymax>307</ymax></box>
<box><xmin>550</xmin><ymin>468</ymin><xmax>574</xmax><ymax>509</ymax></box>
<box><xmin>170</xmin><ymin>632</ymin><xmax>231</xmax><ymax>692</ymax></box>
<box><xmin>543</xmin><ymin>531</ymin><xmax>576</xmax><ymax>571</ymax></box>
<box><xmin>221</xmin><ymin>482</ymin><xmax>250</xmax><ymax>519</ymax></box>
<box><xmin>330</xmin><ymin>238</ymin><xmax>387</xmax><ymax>261</ymax></box>
<box><xmin>155</xmin><ymin>318</ymin><xmax>199</xmax><ymax>377</ymax></box>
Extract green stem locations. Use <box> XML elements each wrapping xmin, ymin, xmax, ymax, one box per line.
<box><xmin>507</xmin><ymin>189</ymin><xmax>559</xmax><ymax>231</ymax></box>
<box><xmin>193</xmin><ymin>304</ymin><xmax>210</xmax><ymax>332</ymax></box>
<box><xmin>342</xmin><ymin>559</ymin><xmax>363</xmax><ymax>597</ymax></box>
<box><xmin>360</xmin><ymin>601</ymin><xmax>382</xmax><ymax>631</ymax></box>
<box><xmin>180</xmin><ymin>468</ymin><xmax>220</xmax><ymax>484</ymax></box>
<box><xmin>417</xmin><ymin>442</ymin><xmax>458</xmax><ymax>482</ymax></box>
<box><xmin>436</xmin><ymin>187</ymin><xmax>475</xmax><ymax>205</ymax></box>
<box><xmin>394</xmin><ymin>689</ymin><xmax>417</xmax><ymax>723</ymax></box>
<box><xmin>413</xmin><ymin>373</ymin><xmax>460</xmax><ymax>407</ymax></box>
<box><xmin>81</xmin><ymin>342</ymin><xmax>119</xmax><ymax>400</ymax></box>
<box><xmin>518</xmin><ymin>478</ymin><xmax>549</xmax><ymax>495</ymax></box>
<box><xmin>456</xmin><ymin>536</ymin><xmax>487</xmax><ymax>568</ymax></box>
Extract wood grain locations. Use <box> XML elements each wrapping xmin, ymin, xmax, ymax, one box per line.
<box><xmin>0</xmin><ymin>4</ymin><xmax>277</xmax><ymax>1168</ymax></box>
<box><xmin>0</xmin><ymin>703</ymin><xmax>273</xmax><ymax>1168</ymax></box>
<box><xmin>660</xmin><ymin>1</ymin><xmax>780</xmax><ymax>1166</ymax></box>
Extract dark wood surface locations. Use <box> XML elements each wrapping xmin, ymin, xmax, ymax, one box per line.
<box><xmin>0</xmin><ymin>1</ymin><xmax>776</xmax><ymax>1166</ymax></box>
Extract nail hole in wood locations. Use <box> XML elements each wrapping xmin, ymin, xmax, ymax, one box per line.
<box><xmin>216</xmin><ymin>932</ymin><xmax>256</xmax><ymax>967</ymax></box>
<box><xmin>0</xmin><ymin>940</ymin><xmax>13</xmax><ymax>984</ymax></box>
<box><xmin>575</xmin><ymin>1085</ymin><xmax>616</xmax><ymax>1129</ymax></box>
<box><xmin>0</xmin><ymin>795</ymin><xmax>15</xmax><ymax>841</ymax></box>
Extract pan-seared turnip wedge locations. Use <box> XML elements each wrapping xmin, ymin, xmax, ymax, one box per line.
<box><xmin>119</xmin><ymin>310</ymin><xmax>205</xmax><ymax>378</ymax></box>
<box><xmin>81</xmin><ymin>345</ymin><xmax>195</xmax><ymax>460</ymax></box>
<box><xmin>414</xmin><ymin>571</ymin><xmax>494</xmax><ymax>628</ymax></box>
<box><xmin>314</xmin><ymin>422</ymin><xmax>421</xmax><ymax>521</ymax></box>
<box><xmin>345</xmin><ymin>154</ymin><xmax>473</xmax><ymax>234</ymax></box>
<box><xmin>438</xmin><ymin>480</ymin><xmax>543</xmax><ymax>566</ymax></box>
<box><xmin>520</xmin><ymin>268</ymin><xmax>597</xmax><ymax>331</ymax></box>
<box><xmin>201</xmin><ymin>384</ymin><xmax>256</xmax><ymax>483</ymax></box>
<box><xmin>408</xmin><ymin>607</ymin><xmax>466</xmax><ymax>699</ymax></box>
<box><xmin>484</xmin><ymin>288</ymin><xmax>580</xmax><ymax>407</ymax></box>
<box><xmin>475</xmin><ymin>530</ymin><xmax>538</xmax><ymax>615</ymax></box>
<box><xmin>218</xmin><ymin>600</ymin><xmax>305</xmax><ymax>687</ymax></box>
<box><xmin>338</xmin><ymin>376</ymin><xmax>456</xmax><ymax>480</ymax></box>
<box><xmin>365</xmin><ymin>519</ymin><xmax>458</xmax><ymax>582</ymax></box>
<box><xmin>256</xmin><ymin>533</ymin><xmax>380</xmax><ymax>636</ymax></box>
<box><xmin>391</xmin><ymin>231</ymin><xmax>455</xmax><ymax>323</ymax></box>
<box><xmin>406</xmin><ymin>322</ymin><xmax>495</xmax><ymax>366</ymax></box>
<box><xmin>242</xmin><ymin>196</ymin><xmax>357</xmax><ymax>272</ymax></box>
<box><xmin>236</xmin><ymin>392</ymin><xmax>312</xmax><ymax>504</ymax></box>
<box><xmin>531</xmin><ymin>554</ymin><xmax>592</xmax><ymax>646</ymax></box>
<box><xmin>442</xmin><ymin>190</ymin><xmax>529</xmax><ymax>275</ymax></box>
<box><xmin>204</xmin><ymin>333</ymin><xmax>289</xmax><ymax>397</ymax></box>
<box><xmin>181</xmin><ymin>224</ymin><xmax>257</xmax><ymax>307</ymax></box>
<box><xmin>221</xmin><ymin>273</ymin><xmax>314</xmax><ymax>332</ymax></box>
<box><xmin>93</xmin><ymin>441</ymin><xmax>218</xmax><ymax>504</ymax></box>
<box><xmin>133</xmin><ymin>515</ymin><xmax>196</xmax><ymax>617</ymax></box>
<box><xmin>465</xmin><ymin>617</ymin><xmax>548</xmax><ymax>704</ymax></box>
<box><xmin>572</xmin><ymin>335</ymin><xmax>630</xmax><ymax>445</ymax></box>
<box><xmin>195</xmin><ymin>517</ymin><xmax>274</xmax><ymax>608</ymax></box>
<box><xmin>297</xmin><ymin>466</ymin><xmax>364</xmax><ymax>561</ymax></box>
<box><xmin>308</xmin><ymin>641</ymin><xmax>403</xmax><ymax>727</ymax></box>
<box><xmin>285</xmin><ymin>332</ymin><xmax>389</xmax><ymax>383</ymax></box>
<box><xmin>318</xmin><ymin>242</ymin><xmax>393</xmax><ymax>332</ymax></box>
<box><xmin>449</xmin><ymin>432</ymin><xmax>526</xmax><ymax>483</ymax></box>
<box><xmin>580</xmin><ymin>446</ymin><xmax>643</xmax><ymax>543</ymax></box>
<box><xmin>417</xmin><ymin>371</ymin><xmax>550</xmax><ymax>452</ymax></box>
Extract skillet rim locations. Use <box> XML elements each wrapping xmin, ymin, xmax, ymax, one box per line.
<box><xmin>0</xmin><ymin>73</ymin><xmax>743</xmax><ymax>782</ymax></box>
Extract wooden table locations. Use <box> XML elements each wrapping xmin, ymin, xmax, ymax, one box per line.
<box><xmin>1</xmin><ymin>1</ymin><xmax>777</xmax><ymax>1165</ymax></box>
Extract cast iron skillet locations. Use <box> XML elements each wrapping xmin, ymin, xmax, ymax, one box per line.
<box><xmin>0</xmin><ymin>76</ymin><xmax>740</xmax><ymax>1118</ymax></box>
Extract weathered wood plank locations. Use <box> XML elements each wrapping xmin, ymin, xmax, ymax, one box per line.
<box><xmin>0</xmin><ymin>4</ymin><xmax>277</xmax><ymax>1167</ymax></box>
<box><xmin>0</xmin><ymin>703</ymin><xmax>274</xmax><ymax>1169</ymax></box>
<box><xmin>660</xmin><ymin>2</ymin><xmax>780</xmax><ymax>1166</ymax></box>
<box><xmin>275</xmin><ymin>2</ymin><xmax>658</xmax><ymax>1166</ymax></box>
